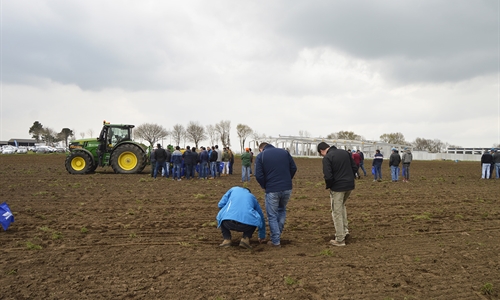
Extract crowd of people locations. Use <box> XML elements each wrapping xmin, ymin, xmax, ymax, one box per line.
<box><xmin>149</xmin><ymin>144</ymin><xmax>253</xmax><ymax>182</ymax></box>
<box><xmin>481</xmin><ymin>148</ymin><xmax>500</xmax><ymax>179</ymax></box>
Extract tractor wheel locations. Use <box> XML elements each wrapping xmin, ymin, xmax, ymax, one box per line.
<box><xmin>65</xmin><ymin>151</ymin><xmax>93</xmax><ymax>174</ymax></box>
<box><xmin>110</xmin><ymin>144</ymin><xmax>147</xmax><ymax>174</ymax></box>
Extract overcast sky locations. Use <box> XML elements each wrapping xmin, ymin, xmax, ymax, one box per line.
<box><xmin>1</xmin><ymin>0</ymin><xmax>499</xmax><ymax>148</ymax></box>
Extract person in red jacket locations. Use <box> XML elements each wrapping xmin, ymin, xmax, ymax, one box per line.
<box><xmin>351</xmin><ymin>150</ymin><xmax>361</xmax><ymax>179</ymax></box>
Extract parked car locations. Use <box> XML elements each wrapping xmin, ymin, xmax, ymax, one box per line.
<box><xmin>35</xmin><ymin>146</ymin><xmax>53</xmax><ymax>153</ymax></box>
<box><xmin>16</xmin><ymin>146</ymin><xmax>28</xmax><ymax>154</ymax></box>
<box><xmin>2</xmin><ymin>145</ymin><xmax>16</xmax><ymax>154</ymax></box>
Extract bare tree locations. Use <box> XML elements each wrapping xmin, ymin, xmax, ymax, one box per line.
<box><xmin>206</xmin><ymin>124</ymin><xmax>218</xmax><ymax>146</ymax></box>
<box><xmin>326</xmin><ymin>132</ymin><xmax>337</xmax><ymax>139</ymax></box>
<box><xmin>379</xmin><ymin>132</ymin><xmax>408</xmax><ymax>145</ymax></box>
<box><xmin>87</xmin><ymin>129</ymin><xmax>95</xmax><ymax>138</ymax></box>
<box><xmin>42</xmin><ymin>127</ymin><xmax>58</xmax><ymax>146</ymax></box>
<box><xmin>134</xmin><ymin>123</ymin><xmax>169</xmax><ymax>147</ymax></box>
<box><xmin>412</xmin><ymin>137</ymin><xmax>446</xmax><ymax>153</ymax></box>
<box><xmin>215</xmin><ymin>120</ymin><xmax>231</xmax><ymax>148</ymax></box>
<box><xmin>171</xmin><ymin>124</ymin><xmax>186</xmax><ymax>147</ymax></box>
<box><xmin>236</xmin><ymin>124</ymin><xmax>253</xmax><ymax>153</ymax></box>
<box><xmin>335</xmin><ymin>131</ymin><xmax>362</xmax><ymax>140</ymax></box>
<box><xmin>298</xmin><ymin>130</ymin><xmax>311</xmax><ymax>137</ymax></box>
<box><xmin>252</xmin><ymin>131</ymin><xmax>268</xmax><ymax>149</ymax></box>
<box><xmin>79</xmin><ymin>132</ymin><xmax>85</xmax><ymax>139</ymax></box>
<box><xmin>185</xmin><ymin>121</ymin><xmax>207</xmax><ymax>148</ymax></box>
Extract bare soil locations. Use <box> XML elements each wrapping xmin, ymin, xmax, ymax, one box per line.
<box><xmin>0</xmin><ymin>154</ymin><xmax>499</xmax><ymax>300</ymax></box>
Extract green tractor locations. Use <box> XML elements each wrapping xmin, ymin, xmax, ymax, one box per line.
<box><xmin>65</xmin><ymin>121</ymin><xmax>148</xmax><ymax>174</ymax></box>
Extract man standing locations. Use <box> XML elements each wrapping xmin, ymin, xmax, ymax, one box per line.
<box><xmin>216</xmin><ymin>186</ymin><xmax>266</xmax><ymax>249</ymax></box>
<box><xmin>255</xmin><ymin>142</ymin><xmax>297</xmax><ymax>247</ymax></box>
<box><xmin>351</xmin><ymin>150</ymin><xmax>361</xmax><ymax>179</ymax></box>
<box><xmin>481</xmin><ymin>149</ymin><xmax>493</xmax><ymax>179</ymax></box>
<box><xmin>372</xmin><ymin>149</ymin><xmax>383</xmax><ymax>182</ymax></box>
<box><xmin>209</xmin><ymin>146</ymin><xmax>218</xmax><ymax>179</ymax></box>
<box><xmin>401</xmin><ymin>147</ymin><xmax>413</xmax><ymax>182</ymax></box>
<box><xmin>198</xmin><ymin>147</ymin><xmax>209</xmax><ymax>180</ymax></box>
<box><xmin>489</xmin><ymin>149</ymin><xmax>496</xmax><ymax>179</ymax></box>
<box><xmin>153</xmin><ymin>144</ymin><xmax>168</xmax><ymax>179</ymax></box>
<box><xmin>356</xmin><ymin>150</ymin><xmax>367</xmax><ymax>177</ymax></box>
<box><xmin>241</xmin><ymin>148</ymin><xmax>252</xmax><ymax>182</ymax></box>
<box><xmin>317</xmin><ymin>142</ymin><xmax>357</xmax><ymax>247</ymax></box>
<box><xmin>493</xmin><ymin>149</ymin><xmax>500</xmax><ymax>179</ymax></box>
<box><xmin>389</xmin><ymin>148</ymin><xmax>401</xmax><ymax>182</ymax></box>
<box><xmin>215</xmin><ymin>145</ymin><xmax>222</xmax><ymax>177</ymax></box>
<box><xmin>182</xmin><ymin>146</ymin><xmax>195</xmax><ymax>180</ymax></box>
<box><xmin>171</xmin><ymin>146</ymin><xmax>183</xmax><ymax>181</ymax></box>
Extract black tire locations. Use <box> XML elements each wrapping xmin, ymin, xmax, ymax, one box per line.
<box><xmin>110</xmin><ymin>144</ymin><xmax>147</xmax><ymax>174</ymax></box>
<box><xmin>65</xmin><ymin>151</ymin><xmax>93</xmax><ymax>175</ymax></box>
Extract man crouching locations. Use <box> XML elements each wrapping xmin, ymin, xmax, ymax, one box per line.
<box><xmin>216</xmin><ymin>186</ymin><xmax>266</xmax><ymax>249</ymax></box>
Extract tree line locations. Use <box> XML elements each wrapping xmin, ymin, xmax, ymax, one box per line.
<box><xmin>29</xmin><ymin>121</ymin><xmax>74</xmax><ymax>148</ymax></box>
<box><xmin>28</xmin><ymin>121</ymin><xmax>499</xmax><ymax>153</ymax></box>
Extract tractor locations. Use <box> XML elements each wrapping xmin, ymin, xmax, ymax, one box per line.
<box><xmin>65</xmin><ymin>121</ymin><xmax>148</xmax><ymax>174</ymax></box>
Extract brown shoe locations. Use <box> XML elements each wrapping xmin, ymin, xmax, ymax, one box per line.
<box><xmin>239</xmin><ymin>237</ymin><xmax>252</xmax><ymax>249</ymax></box>
<box><xmin>219</xmin><ymin>239</ymin><xmax>231</xmax><ymax>247</ymax></box>
<box><xmin>267</xmin><ymin>240</ymin><xmax>281</xmax><ymax>248</ymax></box>
<box><xmin>329</xmin><ymin>239</ymin><xmax>345</xmax><ymax>247</ymax></box>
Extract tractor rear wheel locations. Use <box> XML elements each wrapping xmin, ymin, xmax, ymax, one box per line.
<box><xmin>110</xmin><ymin>144</ymin><xmax>146</xmax><ymax>174</ymax></box>
<box><xmin>65</xmin><ymin>151</ymin><xmax>93</xmax><ymax>174</ymax></box>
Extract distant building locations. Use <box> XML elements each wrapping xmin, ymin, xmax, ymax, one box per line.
<box><xmin>7</xmin><ymin>139</ymin><xmax>37</xmax><ymax>147</ymax></box>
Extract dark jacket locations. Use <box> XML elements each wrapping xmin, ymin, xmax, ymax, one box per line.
<box><xmin>255</xmin><ymin>144</ymin><xmax>297</xmax><ymax>193</ymax></box>
<box><xmin>389</xmin><ymin>152</ymin><xmax>401</xmax><ymax>167</ymax></box>
<box><xmin>154</xmin><ymin>148</ymin><xmax>168</xmax><ymax>163</ymax></box>
<box><xmin>322</xmin><ymin>146</ymin><xmax>356</xmax><ymax>192</ymax></box>
<box><xmin>481</xmin><ymin>152</ymin><xmax>493</xmax><ymax>164</ymax></box>
<box><xmin>493</xmin><ymin>152</ymin><xmax>500</xmax><ymax>164</ymax></box>
<box><xmin>199</xmin><ymin>149</ymin><xmax>209</xmax><ymax>163</ymax></box>
<box><xmin>372</xmin><ymin>152</ymin><xmax>383</xmax><ymax>167</ymax></box>
<box><xmin>182</xmin><ymin>150</ymin><xmax>196</xmax><ymax>165</ymax></box>
<box><xmin>209</xmin><ymin>150</ymin><xmax>218</xmax><ymax>162</ymax></box>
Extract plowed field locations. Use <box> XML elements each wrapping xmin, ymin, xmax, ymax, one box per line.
<box><xmin>0</xmin><ymin>154</ymin><xmax>498</xmax><ymax>299</ymax></box>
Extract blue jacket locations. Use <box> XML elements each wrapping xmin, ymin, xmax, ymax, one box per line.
<box><xmin>255</xmin><ymin>144</ymin><xmax>297</xmax><ymax>193</ymax></box>
<box><xmin>216</xmin><ymin>187</ymin><xmax>266</xmax><ymax>239</ymax></box>
<box><xmin>372</xmin><ymin>152</ymin><xmax>383</xmax><ymax>167</ymax></box>
<box><xmin>171</xmin><ymin>150</ymin><xmax>183</xmax><ymax>164</ymax></box>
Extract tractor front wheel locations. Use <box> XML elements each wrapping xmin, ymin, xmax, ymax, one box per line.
<box><xmin>110</xmin><ymin>144</ymin><xmax>146</xmax><ymax>174</ymax></box>
<box><xmin>65</xmin><ymin>151</ymin><xmax>93</xmax><ymax>174</ymax></box>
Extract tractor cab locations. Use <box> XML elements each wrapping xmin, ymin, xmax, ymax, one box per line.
<box><xmin>97</xmin><ymin>121</ymin><xmax>135</xmax><ymax>166</ymax></box>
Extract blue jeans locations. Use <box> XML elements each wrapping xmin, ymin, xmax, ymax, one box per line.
<box><xmin>173</xmin><ymin>163</ymin><xmax>182</xmax><ymax>179</ymax></box>
<box><xmin>199</xmin><ymin>162</ymin><xmax>208</xmax><ymax>179</ymax></box>
<box><xmin>265</xmin><ymin>190</ymin><xmax>292</xmax><ymax>245</ymax></box>
<box><xmin>154</xmin><ymin>161</ymin><xmax>168</xmax><ymax>179</ymax></box>
<box><xmin>185</xmin><ymin>164</ymin><xmax>194</xmax><ymax>180</ymax></box>
<box><xmin>373</xmin><ymin>165</ymin><xmax>382</xmax><ymax>180</ymax></box>
<box><xmin>496</xmin><ymin>163</ymin><xmax>500</xmax><ymax>179</ymax></box>
<box><xmin>390</xmin><ymin>166</ymin><xmax>399</xmax><ymax>181</ymax></box>
<box><xmin>210</xmin><ymin>161</ymin><xmax>217</xmax><ymax>178</ymax></box>
<box><xmin>241</xmin><ymin>165</ymin><xmax>251</xmax><ymax>182</ymax></box>
<box><xmin>402</xmin><ymin>163</ymin><xmax>410</xmax><ymax>180</ymax></box>
<box><xmin>359</xmin><ymin>161</ymin><xmax>367</xmax><ymax>176</ymax></box>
